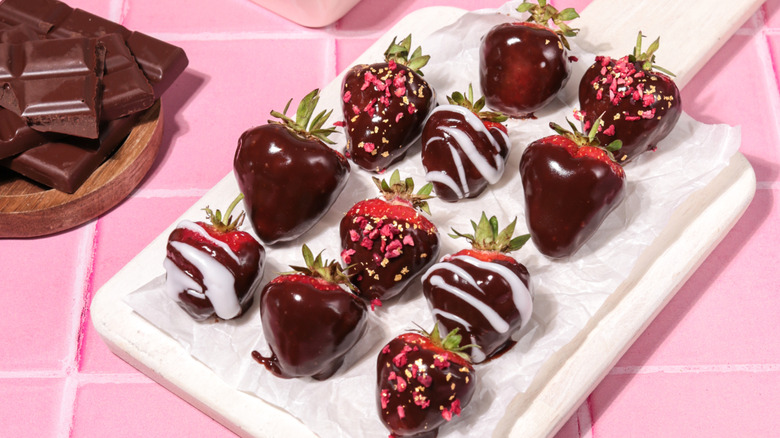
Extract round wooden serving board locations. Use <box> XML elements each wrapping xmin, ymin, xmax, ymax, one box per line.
<box><xmin>0</xmin><ymin>101</ymin><xmax>163</xmax><ymax>238</ymax></box>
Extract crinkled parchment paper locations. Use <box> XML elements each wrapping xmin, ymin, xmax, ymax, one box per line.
<box><xmin>125</xmin><ymin>2</ymin><xmax>741</xmax><ymax>436</ymax></box>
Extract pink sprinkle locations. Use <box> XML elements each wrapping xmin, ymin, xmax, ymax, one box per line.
<box><xmin>402</xmin><ymin>235</ymin><xmax>415</xmax><ymax>246</ymax></box>
<box><xmin>380</xmin><ymin>95</ymin><xmax>390</xmax><ymax>106</ymax></box>
<box><xmin>371</xmin><ymin>299</ymin><xmax>383</xmax><ymax>311</ymax></box>
<box><xmin>369</xmin><ymin>226</ymin><xmax>380</xmax><ymax>239</ymax></box>
<box><xmin>642</xmin><ymin>93</ymin><xmax>655</xmax><ymax>107</ymax></box>
<box><xmin>397</xmin><ymin>405</ymin><xmax>405</xmax><ymax>419</ymax></box>
<box><xmin>573</xmin><ymin>109</ymin><xmax>585</xmax><ymax>121</ymax></box>
<box><xmin>393</xmin><ymin>72</ymin><xmax>406</xmax><ymax>88</ymax></box>
<box><xmin>373</xmin><ymin>252</ymin><xmax>383</xmax><ymax>263</ymax></box>
<box><xmin>388</xmin><ymin>371</ymin><xmax>397</xmax><ymax>381</ymax></box>
<box><xmin>641</xmin><ymin>108</ymin><xmax>656</xmax><ymax>119</ymax></box>
<box><xmin>380</xmin><ymin>389</ymin><xmax>391</xmax><ymax>409</ymax></box>
<box><xmin>596</xmin><ymin>88</ymin><xmax>603</xmax><ymax>100</ymax></box>
<box><xmin>342</xmin><ymin>91</ymin><xmax>351</xmax><ymax>102</ymax></box>
<box><xmin>450</xmin><ymin>399</ymin><xmax>461</xmax><ymax>416</ymax></box>
<box><xmin>441</xmin><ymin>409</ymin><xmax>452</xmax><ymax>422</ymax></box>
<box><xmin>603</xmin><ymin>124</ymin><xmax>616</xmax><ymax>136</ymax></box>
<box><xmin>583</xmin><ymin>120</ymin><xmax>592</xmax><ymax>131</ymax></box>
<box><xmin>414</xmin><ymin>396</ymin><xmax>430</xmax><ymax>409</ymax></box>
<box><xmin>361</xmin><ymin>237</ymin><xmax>374</xmax><ymax>250</ymax></box>
<box><xmin>388</xmin><ymin>59</ymin><xmax>397</xmax><ymax>70</ymax></box>
<box><xmin>352</xmin><ymin>104</ymin><xmax>360</xmax><ymax>115</ymax></box>
<box><xmin>568</xmin><ymin>55</ymin><xmax>579</xmax><ymax>62</ymax></box>
<box><xmin>381</xmin><ymin>224</ymin><xmax>396</xmax><ymax>238</ymax></box>
<box><xmin>341</xmin><ymin>248</ymin><xmax>356</xmax><ymax>264</ymax></box>
<box><xmin>408</xmin><ymin>364</ymin><xmax>418</xmax><ymax>378</ymax></box>
<box><xmin>382</xmin><ymin>344</ymin><xmax>391</xmax><ymax>354</ymax></box>
<box><xmin>433</xmin><ymin>355</ymin><xmax>450</xmax><ymax>368</ymax></box>
<box><xmin>417</xmin><ymin>373</ymin><xmax>432</xmax><ymax>387</ymax></box>
<box><xmin>364</xmin><ymin>142</ymin><xmax>376</xmax><ymax>153</ymax></box>
<box><xmin>625</xmin><ymin>115</ymin><xmax>641</xmax><ymax>121</ymax></box>
<box><xmin>396</xmin><ymin>376</ymin><xmax>407</xmax><ymax>392</ymax></box>
<box><xmin>408</xmin><ymin>104</ymin><xmax>417</xmax><ymax>114</ymax></box>
<box><xmin>395</xmin><ymin>112</ymin><xmax>404</xmax><ymax>123</ymax></box>
<box><xmin>393</xmin><ymin>86</ymin><xmax>406</xmax><ymax>98</ymax></box>
<box><xmin>333</xmin><ymin>121</ymin><xmax>346</xmax><ymax>127</ymax></box>
<box><xmin>364</xmin><ymin>98</ymin><xmax>377</xmax><ymax>112</ymax></box>
<box><xmin>385</xmin><ymin>239</ymin><xmax>403</xmax><ymax>259</ymax></box>
<box><xmin>362</xmin><ymin>71</ymin><xmax>376</xmax><ymax>90</ymax></box>
<box><xmin>349</xmin><ymin>230</ymin><xmax>360</xmax><ymax>242</ymax></box>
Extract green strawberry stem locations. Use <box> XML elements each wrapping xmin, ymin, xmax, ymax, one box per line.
<box><xmin>447</xmin><ymin>84</ymin><xmax>508</xmax><ymax>123</ymax></box>
<box><xmin>203</xmin><ymin>193</ymin><xmax>245</xmax><ymax>233</ymax></box>
<box><xmin>516</xmin><ymin>0</ymin><xmax>579</xmax><ymax>49</ymax></box>
<box><xmin>630</xmin><ymin>31</ymin><xmax>676</xmax><ymax>77</ymax></box>
<box><xmin>384</xmin><ymin>34</ymin><xmax>430</xmax><ymax>75</ymax></box>
<box><xmin>269</xmin><ymin>89</ymin><xmax>338</xmax><ymax>144</ymax></box>
<box><xmin>449</xmin><ymin>212</ymin><xmax>530</xmax><ymax>253</ymax></box>
<box><xmin>416</xmin><ymin>324</ymin><xmax>478</xmax><ymax>363</ymax></box>
<box><xmin>372</xmin><ymin>169</ymin><xmax>434</xmax><ymax>215</ymax></box>
<box><xmin>552</xmin><ymin>114</ymin><xmax>622</xmax><ymax>156</ymax></box>
<box><xmin>286</xmin><ymin>244</ymin><xmax>356</xmax><ymax>290</ymax></box>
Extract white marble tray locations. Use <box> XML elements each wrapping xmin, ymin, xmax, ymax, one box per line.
<box><xmin>91</xmin><ymin>1</ymin><xmax>761</xmax><ymax>436</ymax></box>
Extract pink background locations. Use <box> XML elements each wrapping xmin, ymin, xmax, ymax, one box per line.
<box><xmin>1</xmin><ymin>0</ymin><xmax>778</xmax><ymax>437</ymax></box>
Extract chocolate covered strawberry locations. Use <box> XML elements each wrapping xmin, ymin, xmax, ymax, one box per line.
<box><xmin>340</xmin><ymin>170</ymin><xmax>439</xmax><ymax>304</ymax></box>
<box><xmin>519</xmin><ymin>119</ymin><xmax>625</xmax><ymax>258</ymax></box>
<box><xmin>421</xmin><ymin>85</ymin><xmax>510</xmax><ymax>202</ymax></box>
<box><xmin>377</xmin><ymin>326</ymin><xmax>477</xmax><ymax>438</ymax></box>
<box><xmin>422</xmin><ymin>213</ymin><xmax>533</xmax><ymax>363</ymax></box>
<box><xmin>578</xmin><ymin>32</ymin><xmax>681</xmax><ymax>163</ymax></box>
<box><xmin>253</xmin><ymin>245</ymin><xmax>368</xmax><ymax>380</ymax></box>
<box><xmin>342</xmin><ymin>34</ymin><xmax>436</xmax><ymax>172</ymax></box>
<box><xmin>480</xmin><ymin>0</ymin><xmax>579</xmax><ymax>117</ymax></box>
<box><xmin>164</xmin><ymin>194</ymin><xmax>265</xmax><ymax>322</ymax></box>
<box><xmin>234</xmin><ymin>89</ymin><xmax>350</xmax><ymax>245</ymax></box>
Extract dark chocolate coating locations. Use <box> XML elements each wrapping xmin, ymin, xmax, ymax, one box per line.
<box><xmin>256</xmin><ymin>276</ymin><xmax>368</xmax><ymax>380</ymax></box>
<box><xmin>233</xmin><ymin>123</ymin><xmax>350</xmax><ymax>245</ymax></box>
<box><xmin>579</xmin><ymin>57</ymin><xmax>681</xmax><ymax>163</ymax></box>
<box><xmin>339</xmin><ymin>199</ymin><xmax>439</xmax><ymax>302</ymax></box>
<box><xmin>342</xmin><ymin>62</ymin><xmax>435</xmax><ymax>172</ymax></box>
<box><xmin>422</xmin><ymin>254</ymin><xmax>531</xmax><ymax>363</ymax></box>
<box><xmin>0</xmin><ymin>36</ymin><xmax>106</xmax><ymax>138</ymax></box>
<box><xmin>1</xmin><ymin>111</ymin><xmax>141</xmax><ymax>193</ymax></box>
<box><xmin>377</xmin><ymin>335</ymin><xmax>476</xmax><ymax>438</ymax></box>
<box><xmin>165</xmin><ymin>222</ymin><xmax>265</xmax><ymax>322</ymax></box>
<box><xmin>519</xmin><ymin>140</ymin><xmax>626</xmax><ymax>258</ymax></box>
<box><xmin>98</xmin><ymin>33</ymin><xmax>155</xmax><ymax>120</ymax></box>
<box><xmin>479</xmin><ymin>22</ymin><xmax>570</xmax><ymax>117</ymax></box>
<box><xmin>421</xmin><ymin>106</ymin><xmax>510</xmax><ymax>202</ymax></box>
<box><xmin>0</xmin><ymin>107</ymin><xmax>52</xmax><ymax>159</ymax></box>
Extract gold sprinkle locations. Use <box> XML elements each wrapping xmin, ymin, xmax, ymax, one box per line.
<box><xmin>405</xmin><ymin>369</ymin><xmax>412</xmax><ymax>379</ymax></box>
<box><xmin>451</xmin><ymin>383</ymin><xmax>456</xmax><ymax>390</ymax></box>
<box><xmin>459</xmin><ymin>367</ymin><xmax>469</xmax><ymax>373</ymax></box>
<box><xmin>381</xmin><ymin>151</ymin><xmax>390</xmax><ymax>157</ymax></box>
<box><xmin>381</xmin><ymin>258</ymin><xmax>390</xmax><ymax>267</ymax></box>
<box><xmin>394</xmin><ymin>274</ymin><xmax>403</xmax><ymax>281</ymax></box>
<box><xmin>374</xmin><ymin>274</ymin><xmax>379</xmax><ymax>280</ymax></box>
<box><xmin>613</xmin><ymin>113</ymin><xmax>621</xmax><ymax>120</ymax></box>
<box><xmin>351</xmin><ymin>115</ymin><xmax>359</xmax><ymax>122</ymax></box>
<box><xmin>401</xmin><ymin>266</ymin><xmax>409</xmax><ymax>275</ymax></box>
<box><xmin>382</xmin><ymin>137</ymin><xmax>389</xmax><ymax>144</ymax></box>
<box><xmin>446</xmin><ymin>373</ymin><xmax>452</xmax><ymax>382</ymax></box>
<box><xmin>545</xmin><ymin>39</ymin><xmax>550</xmax><ymax>45</ymax></box>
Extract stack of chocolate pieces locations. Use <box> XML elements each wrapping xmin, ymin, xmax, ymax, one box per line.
<box><xmin>0</xmin><ymin>0</ymin><xmax>188</xmax><ymax>193</ymax></box>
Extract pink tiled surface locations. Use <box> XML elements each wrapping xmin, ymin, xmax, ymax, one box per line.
<box><xmin>0</xmin><ymin>1</ymin><xmax>777</xmax><ymax>437</ymax></box>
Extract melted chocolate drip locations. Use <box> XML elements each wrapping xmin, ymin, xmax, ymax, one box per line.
<box><xmin>233</xmin><ymin>123</ymin><xmax>350</xmax><ymax>245</ymax></box>
<box><xmin>256</xmin><ymin>278</ymin><xmax>368</xmax><ymax>380</ymax></box>
<box><xmin>479</xmin><ymin>22</ymin><xmax>571</xmax><ymax>117</ymax></box>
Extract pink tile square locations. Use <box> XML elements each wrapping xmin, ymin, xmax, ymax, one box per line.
<box><xmin>138</xmin><ymin>38</ymin><xmax>331</xmax><ymax>191</ymax></box>
<box><xmin>0</xmin><ymin>378</ymin><xmax>65</xmax><ymax>438</ymax></box>
<box><xmin>65</xmin><ymin>0</ymin><xmax>112</xmax><ymax>18</ymax></box>
<box><xmin>335</xmin><ymin>38</ymin><xmax>377</xmax><ymax>73</ymax></box>
<box><xmin>618</xmin><ymin>189</ymin><xmax>780</xmax><ymax>367</ymax></box>
<box><xmin>82</xmin><ymin>195</ymin><xmax>201</xmax><ymax>373</ymax></box>
<box><xmin>764</xmin><ymin>0</ymin><xmax>780</xmax><ymax>29</ymax></box>
<box><xmin>0</xmin><ymin>231</ymin><xmax>84</xmax><ymax>371</ymax></box>
<box><xmin>123</xmin><ymin>0</ymin><xmax>308</xmax><ymax>35</ymax></box>
<box><xmin>686</xmin><ymin>33</ymin><xmax>780</xmax><ymax>183</ymax></box>
<box><xmin>73</xmin><ymin>381</ymin><xmax>234</xmax><ymax>437</ymax></box>
<box><xmin>591</xmin><ymin>371</ymin><xmax>780</xmax><ymax>437</ymax></box>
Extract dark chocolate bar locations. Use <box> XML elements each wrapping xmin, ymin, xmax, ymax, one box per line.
<box><xmin>1</xmin><ymin>111</ymin><xmax>142</xmax><ymax>193</ymax></box>
<box><xmin>0</xmin><ymin>107</ymin><xmax>53</xmax><ymax>159</ymax></box>
<box><xmin>99</xmin><ymin>33</ymin><xmax>155</xmax><ymax>120</ymax></box>
<box><xmin>0</xmin><ymin>0</ymin><xmax>188</xmax><ymax>99</ymax></box>
<box><xmin>0</xmin><ymin>36</ymin><xmax>106</xmax><ymax>138</ymax></box>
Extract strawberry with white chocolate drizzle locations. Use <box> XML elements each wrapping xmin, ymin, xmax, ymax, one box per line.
<box><xmin>377</xmin><ymin>325</ymin><xmax>477</xmax><ymax>438</ymax></box>
<box><xmin>422</xmin><ymin>213</ymin><xmax>533</xmax><ymax>363</ymax></box>
<box><xmin>578</xmin><ymin>32</ymin><xmax>681</xmax><ymax>163</ymax></box>
<box><xmin>341</xmin><ymin>34</ymin><xmax>436</xmax><ymax>173</ymax></box>
<box><xmin>164</xmin><ymin>194</ymin><xmax>265</xmax><ymax>322</ymax></box>
<box><xmin>340</xmin><ymin>170</ymin><xmax>439</xmax><ymax>305</ymax></box>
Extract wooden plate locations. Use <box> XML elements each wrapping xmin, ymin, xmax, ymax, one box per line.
<box><xmin>0</xmin><ymin>100</ymin><xmax>163</xmax><ymax>238</ymax></box>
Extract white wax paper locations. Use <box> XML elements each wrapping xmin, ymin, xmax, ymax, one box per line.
<box><xmin>125</xmin><ymin>2</ymin><xmax>741</xmax><ymax>437</ymax></box>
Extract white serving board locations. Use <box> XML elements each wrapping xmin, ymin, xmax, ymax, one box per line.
<box><xmin>91</xmin><ymin>1</ymin><xmax>761</xmax><ymax>437</ymax></box>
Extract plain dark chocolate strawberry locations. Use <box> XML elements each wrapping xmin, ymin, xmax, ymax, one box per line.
<box><xmin>422</xmin><ymin>213</ymin><xmax>533</xmax><ymax>363</ymax></box>
<box><xmin>479</xmin><ymin>0</ymin><xmax>579</xmax><ymax>117</ymax></box>
<box><xmin>340</xmin><ymin>170</ymin><xmax>439</xmax><ymax>304</ymax></box>
<box><xmin>421</xmin><ymin>85</ymin><xmax>510</xmax><ymax>202</ymax></box>
<box><xmin>164</xmin><ymin>194</ymin><xmax>265</xmax><ymax>322</ymax></box>
<box><xmin>234</xmin><ymin>89</ymin><xmax>350</xmax><ymax>245</ymax></box>
<box><xmin>342</xmin><ymin>34</ymin><xmax>435</xmax><ymax>172</ymax></box>
<box><xmin>578</xmin><ymin>32</ymin><xmax>681</xmax><ymax>163</ymax></box>
<box><xmin>519</xmin><ymin>119</ymin><xmax>626</xmax><ymax>258</ymax></box>
<box><xmin>377</xmin><ymin>326</ymin><xmax>477</xmax><ymax>438</ymax></box>
<box><xmin>253</xmin><ymin>245</ymin><xmax>368</xmax><ymax>380</ymax></box>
